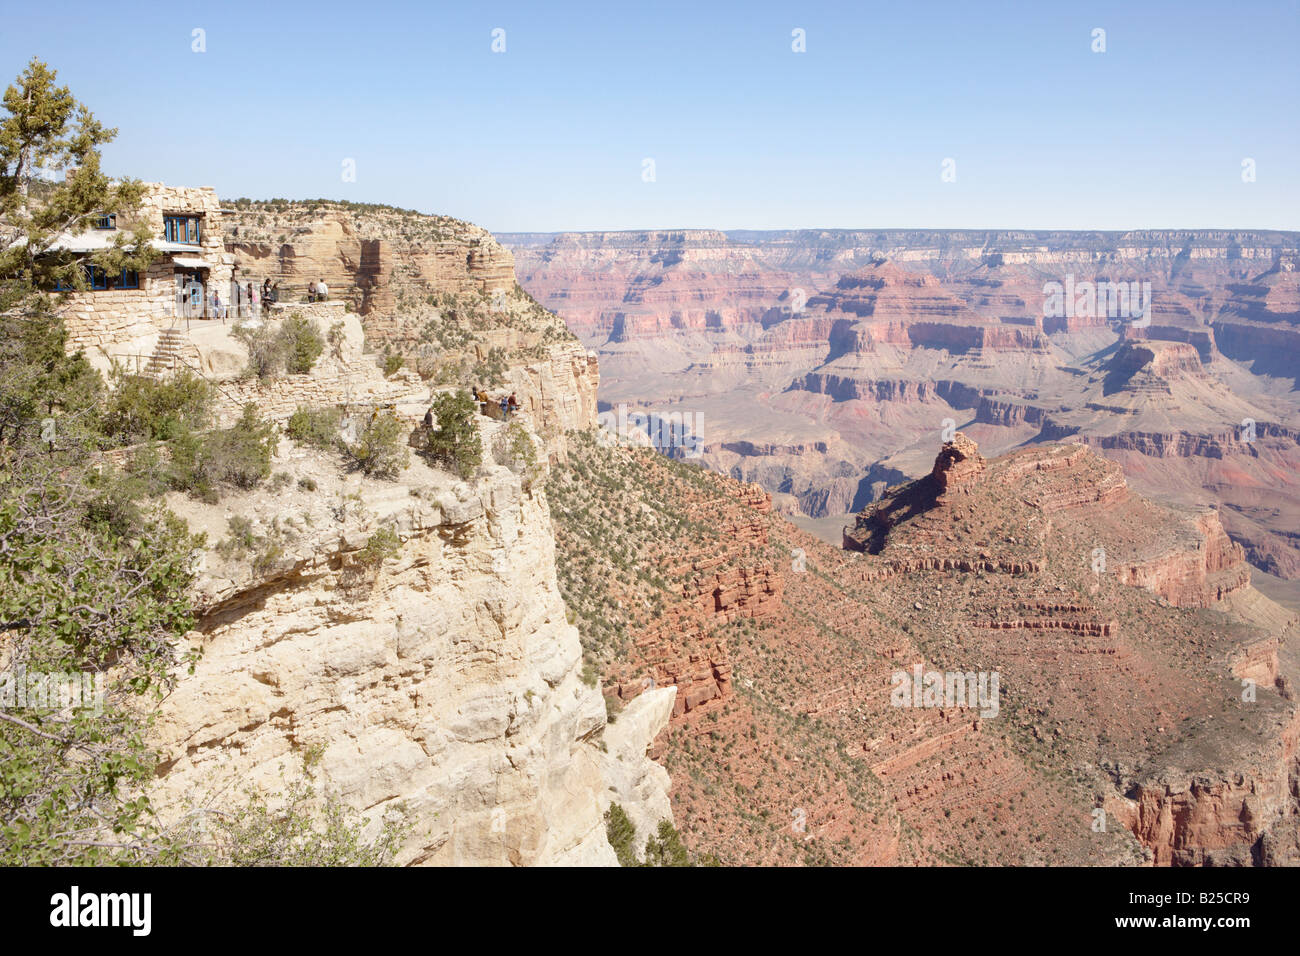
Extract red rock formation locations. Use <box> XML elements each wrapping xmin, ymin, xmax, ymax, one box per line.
<box><xmin>555</xmin><ymin>427</ymin><xmax>1300</xmax><ymax>865</ymax></box>
<box><xmin>931</xmin><ymin>432</ymin><xmax>985</xmax><ymax>491</ymax></box>
<box><xmin>1116</xmin><ymin>509</ymin><xmax>1251</xmax><ymax>608</ymax></box>
<box><xmin>1111</xmin><ymin>708</ymin><xmax>1300</xmax><ymax>865</ymax></box>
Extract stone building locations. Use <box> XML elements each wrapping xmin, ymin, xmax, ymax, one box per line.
<box><xmin>53</xmin><ymin>183</ymin><xmax>238</xmax><ymax>362</ymax></box>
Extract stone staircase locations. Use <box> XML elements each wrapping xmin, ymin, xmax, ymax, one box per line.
<box><xmin>143</xmin><ymin>326</ymin><xmax>189</xmax><ymax>379</ymax></box>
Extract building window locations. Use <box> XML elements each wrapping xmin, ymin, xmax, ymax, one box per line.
<box><xmin>83</xmin><ymin>264</ymin><xmax>108</xmax><ymax>290</ymax></box>
<box><xmin>93</xmin><ymin>214</ymin><xmax>117</xmax><ymax>230</ymax></box>
<box><xmin>163</xmin><ymin>215</ymin><xmax>201</xmax><ymax>244</ymax></box>
<box><xmin>119</xmin><ymin>269</ymin><xmax>139</xmax><ymax>289</ymax></box>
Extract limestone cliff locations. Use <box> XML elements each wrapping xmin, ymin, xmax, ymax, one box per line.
<box><xmin>152</xmin><ymin>433</ymin><xmax>675</xmax><ymax>865</ymax></box>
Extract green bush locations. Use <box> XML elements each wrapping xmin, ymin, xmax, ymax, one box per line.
<box><xmin>279</xmin><ymin>313</ymin><xmax>325</xmax><ymax>374</ymax></box>
<box><xmin>642</xmin><ymin>819</ymin><xmax>691</xmax><ymax>867</ymax></box>
<box><xmin>169</xmin><ymin>404</ymin><xmax>277</xmax><ymax>501</ymax></box>
<box><xmin>101</xmin><ymin>368</ymin><xmax>212</xmax><ymax>443</ymax></box>
<box><xmin>423</xmin><ymin>390</ymin><xmax>482</xmax><ymax>478</ymax></box>
<box><xmin>605</xmin><ymin>804</ymin><xmax>639</xmax><ymax>868</ymax></box>
<box><xmin>343</xmin><ymin>408</ymin><xmax>410</xmax><ymax>479</ymax></box>
<box><xmin>382</xmin><ymin>352</ymin><xmax>404</xmax><ymax>377</ymax></box>
<box><xmin>286</xmin><ymin>404</ymin><xmax>344</xmax><ymax>450</ymax></box>
<box><xmin>356</xmin><ymin>527</ymin><xmax>400</xmax><ymax>567</ymax></box>
<box><xmin>233</xmin><ymin>314</ymin><xmax>324</xmax><ymax>380</ymax></box>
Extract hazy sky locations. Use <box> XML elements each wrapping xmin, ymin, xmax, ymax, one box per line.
<box><xmin>5</xmin><ymin>0</ymin><xmax>1298</xmax><ymax>232</ymax></box>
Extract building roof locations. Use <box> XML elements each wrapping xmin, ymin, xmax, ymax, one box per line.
<box><xmin>8</xmin><ymin>232</ymin><xmax>203</xmax><ymax>255</ymax></box>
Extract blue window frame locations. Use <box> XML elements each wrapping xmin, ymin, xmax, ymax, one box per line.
<box><xmin>93</xmin><ymin>214</ymin><xmax>116</xmax><ymax>229</ymax></box>
<box><xmin>163</xmin><ymin>215</ymin><xmax>201</xmax><ymax>244</ymax></box>
<box><xmin>50</xmin><ymin>264</ymin><xmax>138</xmax><ymax>291</ymax></box>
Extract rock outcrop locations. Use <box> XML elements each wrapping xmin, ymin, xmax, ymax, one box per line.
<box><xmin>153</xmin><ymin>436</ymin><xmax>675</xmax><ymax>866</ymax></box>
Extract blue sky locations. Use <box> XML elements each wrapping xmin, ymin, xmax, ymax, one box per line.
<box><xmin>4</xmin><ymin>0</ymin><xmax>1298</xmax><ymax>231</ymax></box>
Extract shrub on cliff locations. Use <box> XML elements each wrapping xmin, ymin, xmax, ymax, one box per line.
<box><xmin>169</xmin><ymin>403</ymin><xmax>276</xmax><ymax>501</ymax></box>
<box><xmin>286</xmin><ymin>404</ymin><xmax>344</xmax><ymax>450</ymax></box>
<box><xmin>163</xmin><ymin>779</ymin><xmax>409</xmax><ymax>866</ymax></box>
<box><xmin>604</xmin><ymin>804</ymin><xmax>639</xmax><ymax>867</ymax></box>
<box><xmin>233</xmin><ymin>313</ymin><xmax>324</xmax><ymax>381</ymax></box>
<box><xmin>491</xmin><ymin>419</ymin><xmax>543</xmax><ymax>490</ymax></box>
<box><xmin>423</xmin><ymin>390</ymin><xmax>482</xmax><ymax>479</ymax></box>
<box><xmin>642</xmin><ymin>819</ymin><xmax>691</xmax><ymax>867</ymax></box>
<box><xmin>279</xmin><ymin>313</ymin><xmax>325</xmax><ymax>374</ymax></box>
<box><xmin>342</xmin><ymin>407</ymin><xmax>410</xmax><ymax>479</ymax></box>
<box><xmin>101</xmin><ymin>367</ymin><xmax>212</xmax><ymax>443</ymax></box>
<box><xmin>232</xmin><ymin>322</ymin><xmax>282</xmax><ymax>382</ymax></box>
<box><xmin>355</xmin><ymin>527</ymin><xmax>401</xmax><ymax>567</ymax></box>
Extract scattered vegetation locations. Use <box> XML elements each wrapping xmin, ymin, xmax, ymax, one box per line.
<box><xmin>605</xmin><ymin>805</ymin><xmax>696</xmax><ymax>867</ymax></box>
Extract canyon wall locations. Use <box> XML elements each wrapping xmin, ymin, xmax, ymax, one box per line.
<box><xmin>506</xmin><ymin>229</ymin><xmax>1300</xmax><ymax>582</ymax></box>
<box><xmin>153</xmin><ymin>429</ymin><xmax>674</xmax><ymax>865</ymax></box>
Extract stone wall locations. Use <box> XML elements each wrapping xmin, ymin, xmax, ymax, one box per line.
<box><xmin>62</xmin><ymin>257</ymin><xmax>180</xmax><ymax>353</ymax></box>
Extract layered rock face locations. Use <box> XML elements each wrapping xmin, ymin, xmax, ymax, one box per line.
<box><xmin>125</xmin><ymin>200</ymin><xmax>667</xmax><ymax>866</ymax></box>
<box><xmin>844</xmin><ymin>436</ymin><xmax>1299</xmax><ymax>865</ymax></box>
<box><xmin>153</xmin><ymin>441</ymin><xmax>675</xmax><ymax>866</ymax></box>
<box><xmin>224</xmin><ymin>202</ymin><xmax>515</xmax><ymax>312</ymax></box>
<box><xmin>553</xmin><ymin>429</ymin><xmax>1300</xmax><ymax>865</ymax></box>
<box><xmin>222</xmin><ymin>200</ymin><xmax>598</xmax><ymax>458</ymax></box>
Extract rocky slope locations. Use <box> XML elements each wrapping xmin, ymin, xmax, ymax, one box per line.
<box><xmin>152</xmin><ymin>438</ymin><xmax>675</xmax><ymax>865</ymax></box>
<box><xmin>551</xmin><ymin>429</ymin><xmax>1300</xmax><ymax>865</ymax></box>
